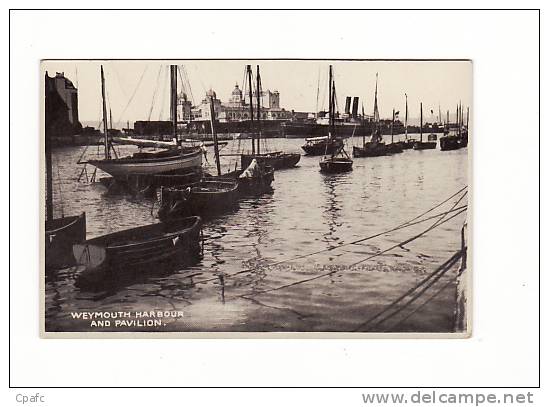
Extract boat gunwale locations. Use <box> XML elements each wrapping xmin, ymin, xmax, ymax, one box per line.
<box><xmin>45</xmin><ymin>213</ymin><xmax>86</xmax><ymax>235</ymax></box>
<box><xmin>79</xmin><ymin>216</ymin><xmax>201</xmax><ymax>250</ymax></box>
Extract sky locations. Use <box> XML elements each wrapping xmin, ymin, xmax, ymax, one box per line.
<box><xmin>42</xmin><ymin>60</ymin><xmax>472</xmax><ymax>126</ymax></box>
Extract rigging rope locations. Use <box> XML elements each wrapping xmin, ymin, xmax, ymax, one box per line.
<box><xmin>117</xmin><ymin>65</ymin><xmax>148</xmax><ymax>124</ymax></box>
<box><xmin>147</xmin><ymin>65</ymin><xmax>164</xmax><ymax>121</ymax></box>
<box><xmin>189</xmin><ymin>186</ymin><xmax>468</xmax><ymax>289</ymax></box>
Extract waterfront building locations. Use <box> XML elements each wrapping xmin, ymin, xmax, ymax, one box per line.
<box><xmin>189</xmin><ymin>84</ymin><xmax>291</xmax><ymax>122</ymax></box>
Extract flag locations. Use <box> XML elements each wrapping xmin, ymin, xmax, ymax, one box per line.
<box><xmin>430</xmin><ymin>109</ymin><xmax>434</xmax><ymax>114</ymax></box>
<box><xmin>395</xmin><ymin>111</ymin><xmax>400</xmax><ymax>116</ymax></box>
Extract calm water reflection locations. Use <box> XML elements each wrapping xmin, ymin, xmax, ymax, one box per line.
<box><xmin>45</xmin><ymin>134</ymin><xmax>468</xmax><ymax>332</ymax></box>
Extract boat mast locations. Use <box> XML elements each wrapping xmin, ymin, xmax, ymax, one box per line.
<box><xmin>420</xmin><ymin>102</ymin><xmax>423</xmax><ymax>143</ymax></box>
<box><xmin>246</xmin><ymin>65</ymin><xmax>255</xmax><ymax>155</ymax></box>
<box><xmin>405</xmin><ymin>93</ymin><xmax>408</xmax><ymax>141</ymax></box>
<box><xmin>361</xmin><ymin>103</ymin><xmax>366</xmax><ymax>148</ymax></box>
<box><xmin>256</xmin><ymin>65</ymin><xmax>262</xmax><ymax>155</ymax></box>
<box><xmin>109</xmin><ymin>108</ymin><xmax>113</xmax><ymax>131</ymax></box>
<box><xmin>328</xmin><ymin>64</ymin><xmax>333</xmax><ymax>139</ymax></box>
<box><xmin>170</xmin><ymin>65</ymin><xmax>178</xmax><ymax>143</ymax></box>
<box><xmin>209</xmin><ymin>96</ymin><xmax>221</xmax><ymax>176</ymax></box>
<box><xmin>391</xmin><ymin>108</ymin><xmax>395</xmax><ymax>144</ymax></box>
<box><xmin>466</xmin><ymin>106</ymin><xmax>469</xmax><ymax>131</ymax></box>
<box><xmin>373</xmin><ymin>73</ymin><xmax>379</xmax><ymax>143</ymax></box>
<box><xmin>101</xmin><ymin>65</ymin><xmax>110</xmax><ymax>159</ymax></box>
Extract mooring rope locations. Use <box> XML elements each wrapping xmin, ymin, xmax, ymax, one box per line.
<box><xmin>184</xmin><ymin>187</ymin><xmax>468</xmax><ymax>290</ymax></box>
<box><xmin>384</xmin><ymin>254</ymin><xmax>467</xmax><ymax>332</ymax></box>
<box><xmin>352</xmin><ymin>249</ymin><xmax>463</xmax><ymax>332</ymax></box>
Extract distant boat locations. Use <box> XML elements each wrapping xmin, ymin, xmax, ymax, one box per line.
<box><xmin>319</xmin><ymin>65</ymin><xmax>353</xmax><ymax>173</ymax></box>
<box><xmin>44</xmin><ymin>71</ymin><xmax>86</xmax><ymax>271</ymax></box>
<box><xmin>401</xmin><ymin>93</ymin><xmax>415</xmax><ymax>150</ymax></box>
<box><xmin>74</xmin><ymin>216</ymin><xmax>202</xmax><ymax>287</ymax></box>
<box><xmin>302</xmin><ymin>136</ymin><xmax>344</xmax><ymax>156</ymax></box>
<box><xmin>440</xmin><ymin>104</ymin><xmax>468</xmax><ymax>151</ymax></box>
<box><xmin>85</xmin><ymin>65</ymin><xmax>202</xmax><ymax>181</ymax></box>
<box><xmin>413</xmin><ymin>103</ymin><xmax>437</xmax><ymax>150</ymax></box>
<box><xmin>386</xmin><ymin>108</ymin><xmax>404</xmax><ymax>154</ymax></box>
<box><xmin>240</xmin><ymin>65</ymin><xmax>301</xmax><ymax>169</ymax></box>
<box><xmin>353</xmin><ymin>73</ymin><xmax>388</xmax><ymax>158</ymax></box>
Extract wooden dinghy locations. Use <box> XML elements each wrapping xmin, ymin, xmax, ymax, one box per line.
<box><xmin>73</xmin><ymin>216</ymin><xmax>202</xmax><ymax>286</ymax></box>
<box><xmin>158</xmin><ymin>179</ymin><xmax>240</xmax><ymax>220</ymax></box>
<box><xmin>241</xmin><ymin>151</ymin><xmax>301</xmax><ymax>170</ymax></box>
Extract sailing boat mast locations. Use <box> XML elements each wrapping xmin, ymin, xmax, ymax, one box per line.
<box><xmin>391</xmin><ymin>108</ymin><xmax>395</xmax><ymax>144</ymax></box>
<box><xmin>170</xmin><ymin>65</ymin><xmax>178</xmax><ymax>142</ymax></box>
<box><xmin>101</xmin><ymin>65</ymin><xmax>110</xmax><ymax>159</ymax></box>
<box><xmin>209</xmin><ymin>96</ymin><xmax>221</xmax><ymax>176</ymax></box>
<box><xmin>405</xmin><ymin>93</ymin><xmax>408</xmax><ymax>141</ymax></box>
<box><xmin>372</xmin><ymin>73</ymin><xmax>380</xmax><ymax>144</ymax></box>
<box><xmin>420</xmin><ymin>102</ymin><xmax>423</xmax><ymax>143</ymax></box>
<box><xmin>256</xmin><ymin>65</ymin><xmax>262</xmax><ymax>155</ymax></box>
<box><xmin>328</xmin><ymin>65</ymin><xmax>333</xmax><ymax>138</ymax></box>
<box><xmin>246</xmin><ymin>65</ymin><xmax>255</xmax><ymax>155</ymax></box>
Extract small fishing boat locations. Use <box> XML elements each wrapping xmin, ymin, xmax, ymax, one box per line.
<box><xmin>413</xmin><ymin>103</ymin><xmax>437</xmax><ymax>150</ymax></box>
<box><xmin>302</xmin><ymin>136</ymin><xmax>344</xmax><ymax>156</ymax></box>
<box><xmin>241</xmin><ymin>151</ymin><xmax>300</xmax><ymax>170</ymax></box>
<box><xmin>319</xmin><ymin>65</ymin><xmax>353</xmax><ymax>173</ymax></box>
<box><xmin>44</xmin><ymin>71</ymin><xmax>86</xmax><ymax>271</ymax></box>
<box><xmin>158</xmin><ymin>179</ymin><xmax>239</xmax><ymax>219</ymax></box>
<box><xmin>73</xmin><ymin>216</ymin><xmax>202</xmax><ymax>287</ymax></box>
<box><xmin>157</xmin><ymin>95</ymin><xmax>240</xmax><ymax>220</ymax></box>
<box><xmin>225</xmin><ymin>159</ymin><xmax>275</xmax><ymax>195</ymax></box>
<box><xmin>353</xmin><ymin>73</ymin><xmax>389</xmax><ymax>158</ymax></box>
<box><xmin>240</xmin><ymin>65</ymin><xmax>301</xmax><ymax>169</ymax></box>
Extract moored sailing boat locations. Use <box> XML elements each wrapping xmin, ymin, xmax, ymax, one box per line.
<box><xmin>401</xmin><ymin>93</ymin><xmax>415</xmax><ymax>149</ymax></box>
<box><xmin>86</xmin><ymin>65</ymin><xmax>202</xmax><ymax>181</ymax></box>
<box><xmin>413</xmin><ymin>102</ymin><xmax>437</xmax><ymax>150</ymax></box>
<box><xmin>44</xmin><ymin>72</ymin><xmax>86</xmax><ymax>271</ymax></box>
<box><xmin>240</xmin><ymin>65</ymin><xmax>300</xmax><ymax>169</ymax></box>
<box><xmin>386</xmin><ymin>108</ymin><xmax>404</xmax><ymax>154</ymax></box>
<box><xmin>319</xmin><ymin>65</ymin><xmax>353</xmax><ymax>173</ymax></box>
<box><xmin>353</xmin><ymin>73</ymin><xmax>388</xmax><ymax>158</ymax></box>
<box><xmin>158</xmin><ymin>95</ymin><xmax>240</xmax><ymax>219</ymax></box>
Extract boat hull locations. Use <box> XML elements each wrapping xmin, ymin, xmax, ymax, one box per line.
<box><xmin>413</xmin><ymin>141</ymin><xmax>437</xmax><ymax>150</ymax></box>
<box><xmin>158</xmin><ymin>180</ymin><xmax>240</xmax><ymax>219</ymax></box>
<box><xmin>302</xmin><ymin>138</ymin><xmax>344</xmax><ymax>156</ymax></box>
<box><xmin>439</xmin><ymin>136</ymin><xmax>461</xmax><ymax>151</ymax></box>
<box><xmin>319</xmin><ymin>157</ymin><xmax>354</xmax><ymax>173</ymax></box>
<box><xmin>352</xmin><ymin>143</ymin><xmax>387</xmax><ymax>158</ymax></box>
<box><xmin>45</xmin><ymin>213</ymin><xmax>86</xmax><ymax>271</ymax></box>
<box><xmin>386</xmin><ymin>142</ymin><xmax>404</xmax><ymax>154</ymax></box>
<box><xmin>74</xmin><ymin>216</ymin><xmax>202</xmax><ymax>287</ymax></box>
<box><xmin>224</xmin><ymin>165</ymin><xmax>275</xmax><ymax>195</ymax></box>
<box><xmin>241</xmin><ymin>152</ymin><xmax>300</xmax><ymax>170</ymax></box>
<box><xmin>88</xmin><ymin>148</ymin><xmax>202</xmax><ymax>180</ymax></box>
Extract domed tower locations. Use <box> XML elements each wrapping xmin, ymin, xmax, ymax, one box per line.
<box><xmin>228</xmin><ymin>83</ymin><xmax>244</xmax><ymax>107</ymax></box>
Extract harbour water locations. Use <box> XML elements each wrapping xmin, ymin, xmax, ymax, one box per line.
<box><xmin>45</xmin><ymin>134</ymin><xmax>468</xmax><ymax>333</ymax></box>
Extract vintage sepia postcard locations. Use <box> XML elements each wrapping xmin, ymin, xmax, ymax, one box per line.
<box><xmin>41</xmin><ymin>59</ymin><xmax>471</xmax><ymax>337</ymax></box>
